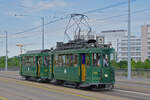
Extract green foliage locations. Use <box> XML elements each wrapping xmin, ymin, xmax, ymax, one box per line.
<box><xmin>144</xmin><ymin>59</ymin><xmax>150</xmax><ymax>69</ymax></box>
<box><xmin>118</xmin><ymin>61</ymin><xmax>127</xmax><ymax>68</ymax></box>
<box><xmin>111</xmin><ymin>60</ymin><xmax>127</xmax><ymax>69</ymax></box>
<box><xmin>111</xmin><ymin>59</ymin><xmax>150</xmax><ymax>69</ymax></box>
<box><xmin>0</xmin><ymin>56</ymin><xmax>19</xmax><ymax>68</ymax></box>
<box><xmin>0</xmin><ymin>56</ymin><xmax>5</xmax><ymax>67</ymax></box>
<box><xmin>111</xmin><ymin>60</ymin><xmax>118</xmax><ymax>68</ymax></box>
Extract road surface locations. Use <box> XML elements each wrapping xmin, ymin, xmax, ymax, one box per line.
<box><xmin>0</xmin><ymin>71</ymin><xmax>150</xmax><ymax>100</ymax></box>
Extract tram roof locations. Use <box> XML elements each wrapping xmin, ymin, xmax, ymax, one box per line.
<box><xmin>53</xmin><ymin>47</ymin><xmax>114</xmax><ymax>54</ymax></box>
<box><xmin>21</xmin><ymin>47</ymin><xmax>114</xmax><ymax>56</ymax></box>
<box><xmin>21</xmin><ymin>49</ymin><xmax>51</xmax><ymax>56</ymax></box>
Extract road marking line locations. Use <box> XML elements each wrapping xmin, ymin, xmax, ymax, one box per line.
<box><xmin>0</xmin><ymin>96</ymin><xmax>8</xmax><ymax>100</ymax></box>
<box><xmin>115</xmin><ymin>89</ymin><xmax>150</xmax><ymax>96</ymax></box>
<box><xmin>0</xmin><ymin>77</ymin><xmax>101</xmax><ymax>100</ymax></box>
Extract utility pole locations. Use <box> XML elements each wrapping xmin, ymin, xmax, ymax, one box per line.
<box><xmin>5</xmin><ymin>31</ymin><xmax>8</xmax><ymax>71</ymax></box>
<box><xmin>14</xmin><ymin>14</ymin><xmax>45</xmax><ymax>50</ymax></box>
<box><xmin>128</xmin><ymin>0</ymin><xmax>131</xmax><ymax>80</ymax></box>
<box><xmin>41</xmin><ymin>17</ymin><xmax>44</xmax><ymax>50</ymax></box>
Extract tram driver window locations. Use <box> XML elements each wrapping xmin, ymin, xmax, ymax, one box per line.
<box><xmin>103</xmin><ymin>55</ymin><xmax>109</xmax><ymax>67</ymax></box>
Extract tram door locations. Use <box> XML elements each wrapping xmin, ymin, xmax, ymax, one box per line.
<box><xmin>37</xmin><ymin>56</ymin><xmax>41</xmax><ymax>77</ymax></box>
<box><xmin>81</xmin><ymin>54</ymin><xmax>86</xmax><ymax>81</ymax></box>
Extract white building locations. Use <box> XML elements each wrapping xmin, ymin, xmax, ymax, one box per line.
<box><xmin>101</xmin><ymin>30</ymin><xmax>127</xmax><ymax>51</ymax></box>
<box><xmin>117</xmin><ymin>36</ymin><xmax>141</xmax><ymax>62</ymax></box>
<box><xmin>100</xmin><ymin>30</ymin><xmax>127</xmax><ymax>60</ymax></box>
<box><xmin>100</xmin><ymin>30</ymin><xmax>141</xmax><ymax>62</ymax></box>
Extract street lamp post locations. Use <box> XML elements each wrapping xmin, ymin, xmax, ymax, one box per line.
<box><xmin>5</xmin><ymin>31</ymin><xmax>8</xmax><ymax>71</ymax></box>
<box><xmin>128</xmin><ymin>0</ymin><xmax>131</xmax><ymax>80</ymax></box>
<box><xmin>41</xmin><ymin>17</ymin><xmax>44</xmax><ymax>50</ymax></box>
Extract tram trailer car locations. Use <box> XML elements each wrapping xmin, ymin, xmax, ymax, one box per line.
<box><xmin>20</xmin><ymin>49</ymin><xmax>53</xmax><ymax>80</ymax></box>
<box><xmin>20</xmin><ymin>40</ymin><xmax>115</xmax><ymax>90</ymax></box>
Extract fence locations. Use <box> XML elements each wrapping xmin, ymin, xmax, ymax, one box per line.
<box><xmin>0</xmin><ymin>67</ymin><xmax>19</xmax><ymax>71</ymax></box>
<box><xmin>115</xmin><ymin>68</ymin><xmax>150</xmax><ymax>79</ymax></box>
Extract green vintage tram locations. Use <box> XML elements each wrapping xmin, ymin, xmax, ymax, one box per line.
<box><xmin>20</xmin><ymin>39</ymin><xmax>115</xmax><ymax>90</ymax></box>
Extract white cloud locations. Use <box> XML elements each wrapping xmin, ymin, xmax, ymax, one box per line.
<box><xmin>20</xmin><ymin>0</ymin><xmax>67</xmax><ymax>12</ymax></box>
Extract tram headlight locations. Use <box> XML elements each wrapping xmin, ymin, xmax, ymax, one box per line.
<box><xmin>104</xmin><ymin>74</ymin><xmax>108</xmax><ymax>78</ymax></box>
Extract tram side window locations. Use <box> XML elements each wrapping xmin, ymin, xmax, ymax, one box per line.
<box><xmin>30</xmin><ymin>56</ymin><xmax>35</xmax><ymax>66</ymax></box>
<box><xmin>55</xmin><ymin>55</ymin><xmax>58</xmax><ymax>66</ymax></box>
<box><xmin>24</xmin><ymin>56</ymin><xmax>34</xmax><ymax>66</ymax></box>
<box><xmin>66</xmin><ymin>55</ymin><xmax>69</xmax><ymax>66</ymax></box>
<box><xmin>59</xmin><ymin>55</ymin><xmax>63</xmax><ymax>66</ymax></box>
<box><xmin>44</xmin><ymin>56</ymin><xmax>50</xmax><ymax>66</ymax></box>
<box><xmin>62</xmin><ymin>55</ymin><xmax>66</xmax><ymax>66</ymax></box>
<box><xmin>25</xmin><ymin>56</ymin><xmax>27</xmax><ymax>66</ymax></box>
<box><xmin>31</xmin><ymin>56</ymin><xmax>35</xmax><ymax>66</ymax></box>
<box><xmin>74</xmin><ymin>54</ymin><xmax>78</xmax><ymax>67</ymax></box>
<box><xmin>55</xmin><ymin>55</ymin><xmax>61</xmax><ymax>67</ymax></box>
<box><xmin>92</xmin><ymin>53</ymin><xmax>100</xmax><ymax>67</ymax></box>
<box><xmin>103</xmin><ymin>54</ymin><xmax>109</xmax><ymax>67</ymax></box>
<box><xmin>66</xmin><ymin>54</ymin><xmax>73</xmax><ymax>66</ymax></box>
<box><xmin>55</xmin><ymin>54</ymin><xmax>75</xmax><ymax>67</ymax></box>
<box><xmin>25</xmin><ymin>56</ymin><xmax>30</xmax><ymax>66</ymax></box>
<box><xmin>22</xmin><ymin>56</ymin><xmax>25</xmax><ymax>65</ymax></box>
<box><xmin>69</xmin><ymin>55</ymin><xmax>73</xmax><ymax>66</ymax></box>
<box><xmin>86</xmin><ymin>54</ymin><xmax>90</xmax><ymax>66</ymax></box>
<box><xmin>24</xmin><ymin>56</ymin><xmax>27</xmax><ymax>66</ymax></box>
<box><xmin>55</xmin><ymin>55</ymin><xmax>64</xmax><ymax>67</ymax></box>
<box><xmin>33</xmin><ymin>56</ymin><xmax>35</xmax><ymax>66</ymax></box>
<box><xmin>37</xmin><ymin>56</ymin><xmax>42</xmax><ymax>66</ymax></box>
<box><xmin>54</xmin><ymin>54</ymin><xmax>77</xmax><ymax>67</ymax></box>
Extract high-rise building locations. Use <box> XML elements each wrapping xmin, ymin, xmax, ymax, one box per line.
<box><xmin>141</xmin><ymin>25</ymin><xmax>150</xmax><ymax>61</ymax></box>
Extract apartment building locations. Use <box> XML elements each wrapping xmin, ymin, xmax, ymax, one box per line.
<box><xmin>141</xmin><ymin>25</ymin><xmax>150</xmax><ymax>61</ymax></box>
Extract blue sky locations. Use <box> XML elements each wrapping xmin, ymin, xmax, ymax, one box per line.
<box><xmin>0</xmin><ymin>0</ymin><xmax>150</xmax><ymax>57</ymax></box>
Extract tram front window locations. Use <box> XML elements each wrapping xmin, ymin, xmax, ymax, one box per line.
<box><xmin>103</xmin><ymin>55</ymin><xmax>109</xmax><ymax>67</ymax></box>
